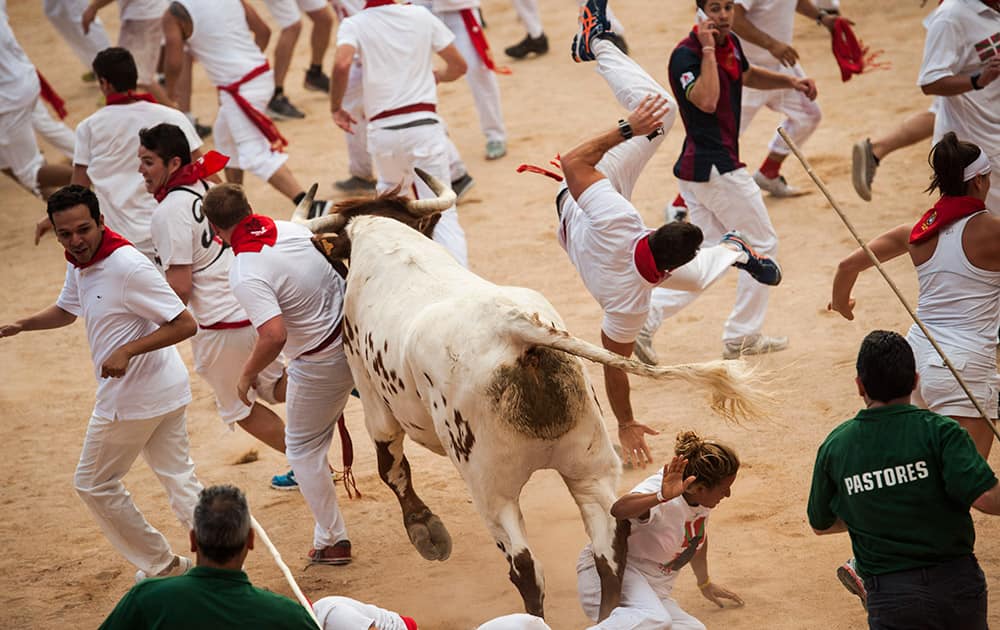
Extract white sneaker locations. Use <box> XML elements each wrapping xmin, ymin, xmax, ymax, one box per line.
<box><xmin>753</xmin><ymin>170</ymin><xmax>802</xmax><ymax>198</ymax></box>
<box><xmin>633</xmin><ymin>326</ymin><xmax>658</xmax><ymax>366</ymax></box>
<box><xmin>722</xmin><ymin>334</ymin><xmax>788</xmax><ymax>360</ymax></box>
<box><xmin>134</xmin><ymin>555</ymin><xmax>192</xmax><ymax>583</ymax></box>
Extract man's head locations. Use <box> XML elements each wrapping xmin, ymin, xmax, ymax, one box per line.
<box><xmin>203</xmin><ymin>183</ymin><xmax>253</xmax><ymax>239</ymax></box>
<box><xmin>190</xmin><ymin>485</ymin><xmax>254</xmax><ymax>567</ymax></box>
<box><xmin>855</xmin><ymin>330</ymin><xmax>917</xmax><ymax>404</ymax></box>
<box><xmin>92</xmin><ymin>47</ymin><xmax>138</xmax><ymax>94</ymax></box>
<box><xmin>696</xmin><ymin>0</ymin><xmax>734</xmax><ymax>41</ymax></box>
<box><xmin>138</xmin><ymin>124</ymin><xmax>192</xmax><ymax>194</ymax></box>
<box><xmin>649</xmin><ymin>222</ymin><xmax>703</xmax><ymax>272</ymax></box>
<box><xmin>47</xmin><ymin>185</ymin><xmax>104</xmax><ymax>264</ymax></box>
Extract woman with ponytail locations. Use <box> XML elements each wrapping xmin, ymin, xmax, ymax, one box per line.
<box><xmin>576</xmin><ymin>431</ymin><xmax>743</xmax><ymax>629</ymax></box>
<box><xmin>829</xmin><ymin>132</ymin><xmax>1000</xmax><ymax>457</ymax></box>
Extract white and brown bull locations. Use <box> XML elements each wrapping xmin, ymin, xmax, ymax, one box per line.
<box><xmin>292</xmin><ymin>173</ymin><xmax>768</xmax><ymax>619</ymax></box>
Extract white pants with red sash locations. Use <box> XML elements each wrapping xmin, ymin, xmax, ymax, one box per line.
<box><xmin>214</xmin><ymin>71</ymin><xmax>289</xmax><ymax>181</ymax></box>
<box><xmin>440</xmin><ymin>10</ymin><xmax>506</xmax><ymax>144</ymax></box>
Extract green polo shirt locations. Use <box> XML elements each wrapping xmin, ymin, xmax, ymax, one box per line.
<box><xmin>807</xmin><ymin>404</ymin><xmax>996</xmax><ymax>578</ymax></box>
<box><xmin>99</xmin><ymin>566</ymin><xmax>318</xmax><ymax>630</ymax></box>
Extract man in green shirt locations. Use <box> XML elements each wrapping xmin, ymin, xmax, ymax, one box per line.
<box><xmin>99</xmin><ymin>485</ymin><xmax>317</xmax><ymax>629</ymax></box>
<box><xmin>808</xmin><ymin>330</ymin><xmax>1000</xmax><ymax>630</ymax></box>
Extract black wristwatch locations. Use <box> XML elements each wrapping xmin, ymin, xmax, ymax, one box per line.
<box><xmin>816</xmin><ymin>9</ymin><xmax>830</xmax><ymax>25</ymax></box>
<box><xmin>971</xmin><ymin>73</ymin><xmax>983</xmax><ymax>91</ymax></box>
<box><xmin>618</xmin><ymin>119</ymin><xmax>634</xmax><ymax>140</ymax></box>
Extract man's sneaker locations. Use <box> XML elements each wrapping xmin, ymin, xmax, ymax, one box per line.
<box><xmin>134</xmin><ymin>555</ymin><xmax>192</xmax><ymax>583</ymax></box>
<box><xmin>837</xmin><ymin>558</ymin><xmax>868</xmax><ymax>611</ymax></box>
<box><xmin>722</xmin><ymin>334</ymin><xmax>789</xmax><ymax>360</ymax></box>
<box><xmin>194</xmin><ymin>120</ymin><xmax>213</xmax><ymax>139</ymax></box>
<box><xmin>271</xmin><ymin>468</ymin><xmax>342</xmax><ymax>491</ymax></box>
<box><xmin>753</xmin><ymin>170</ymin><xmax>802</xmax><ymax>197</ymax></box>
<box><xmin>633</xmin><ymin>325</ymin><xmax>658</xmax><ymax>366</ymax></box>
<box><xmin>571</xmin><ymin>0</ymin><xmax>612</xmax><ymax>63</ymax></box>
<box><xmin>505</xmin><ymin>33</ymin><xmax>549</xmax><ymax>59</ymax></box>
<box><xmin>81</xmin><ymin>71</ymin><xmax>97</xmax><ymax>83</ymax></box>
<box><xmin>266</xmin><ymin>93</ymin><xmax>306</xmax><ymax>121</ymax></box>
<box><xmin>334</xmin><ymin>175</ymin><xmax>377</xmax><ymax>193</ymax></box>
<box><xmin>721</xmin><ymin>231</ymin><xmax>782</xmax><ymax>286</ymax></box>
<box><xmin>451</xmin><ymin>173</ymin><xmax>475</xmax><ymax>202</ymax></box>
<box><xmin>852</xmin><ymin>138</ymin><xmax>877</xmax><ymax>202</ymax></box>
<box><xmin>485</xmin><ymin>140</ymin><xmax>507</xmax><ymax>160</ymax></box>
<box><xmin>309</xmin><ymin>540</ymin><xmax>352</xmax><ymax>566</ymax></box>
<box><xmin>304</xmin><ymin>67</ymin><xmax>330</xmax><ymax>92</ymax></box>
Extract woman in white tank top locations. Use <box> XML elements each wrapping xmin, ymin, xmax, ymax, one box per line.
<box><xmin>830</xmin><ymin>133</ymin><xmax>999</xmax><ymax>457</ymax></box>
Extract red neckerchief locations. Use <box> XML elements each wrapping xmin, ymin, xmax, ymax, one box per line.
<box><xmin>105</xmin><ymin>90</ymin><xmax>158</xmax><ymax>105</ymax></box>
<box><xmin>66</xmin><ymin>227</ymin><xmax>132</xmax><ymax>269</ymax></box>
<box><xmin>909</xmin><ymin>196</ymin><xmax>986</xmax><ymax>244</ymax></box>
<box><xmin>831</xmin><ymin>19</ymin><xmax>889</xmax><ymax>82</ymax></box>
<box><xmin>364</xmin><ymin>0</ymin><xmax>398</xmax><ymax>7</ymax></box>
<box><xmin>154</xmin><ymin>151</ymin><xmax>230</xmax><ymax>202</ymax></box>
<box><xmin>634</xmin><ymin>234</ymin><xmax>666</xmax><ymax>283</ymax></box>
<box><xmin>691</xmin><ymin>26</ymin><xmax>740</xmax><ymax>80</ymax></box>
<box><xmin>230</xmin><ymin>214</ymin><xmax>278</xmax><ymax>254</ymax></box>
<box><xmin>37</xmin><ymin>71</ymin><xmax>68</xmax><ymax>119</ymax></box>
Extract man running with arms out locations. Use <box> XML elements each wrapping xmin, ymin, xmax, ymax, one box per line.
<box><xmin>203</xmin><ymin>183</ymin><xmax>355</xmax><ymax>566</ymax></box>
<box><xmin>559</xmin><ymin>1</ymin><xmax>781</xmax><ymax>466</ymax></box>
<box><xmin>1</xmin><ymin>185</ymin><xmax>203</xmax><ymax>581</ymax></box>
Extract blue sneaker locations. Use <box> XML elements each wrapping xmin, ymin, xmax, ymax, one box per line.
<box><xmin>571</xmin><ymin>0</ymin><xmax>611</xmax><ymax>62</ymax></box>
<box><xmin>271</xmin><ymin>469</ymin><xmax>299</xmax><ymax>491</ymax></box>
<box><xmin>722</xmin><ymin>230</ymin><xmax>782</xmax><ymax>286</ymax></box>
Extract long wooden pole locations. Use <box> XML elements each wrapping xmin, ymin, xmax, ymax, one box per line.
<box><xmin>251</xmin><ymin>515</ymin><xmax>321</xmax><ymax>628</ymax></box>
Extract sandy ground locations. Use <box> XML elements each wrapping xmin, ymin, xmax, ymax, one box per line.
<box><xmin>2</xmin><ymin>0</ymin><xmax>998</xmax><ymax>628</ymax></box>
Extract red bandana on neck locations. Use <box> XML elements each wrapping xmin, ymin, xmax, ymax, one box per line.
<box><xmin>105</xmin><ymin>90</ymin><xmax>158</xmax><ymax>106</ymax></box>
<box><xmin>230</xmin><ymin>214</ymin><xmax>278</xmax><ymax>254</ymax></box>
<box><xmin>65</xmin><ymin>227</ymin><xmax>132</xmax><ymax>269</ymax></box>
<box><xmin>364</xmin><ymin>0</ymin><xmax>399</xmax><ymax>7</ymax></box>
<box><xmin>910</xmin><ymin>196</ymin><xmax>986</xmax><ymax>244</ymax></box>
<box><xmin>634</xmin><ymin>235</ymin><xmax>667</xmax><ymax>283</ymax></box>
<box><xmin>154</xmin><ymin>151</ymin><xmax>230</xmax><ymax>202</ymax></box>
<box><xmin>691</xmin><ymin>26</ymin><xmax>741</xmax><ymax>80</ymax></box>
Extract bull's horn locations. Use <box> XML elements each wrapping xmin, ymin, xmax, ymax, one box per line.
<box><xmin>290</xmin><ymin>183</ymin><xmax>318</xmax><ymax>224</ymax></box>
<box><xmin>290</xmin><ymin>183</ymin><xmax>348</xmax><ymax>233</ymax></box>
<box><xmin>407</xmin><ymin>168</ymin><xmax>456</xmax><ymax>215</ymax></box>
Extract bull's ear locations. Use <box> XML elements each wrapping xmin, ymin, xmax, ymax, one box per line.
<box><xmin>311</xmin><ymin>232</ymin><xmax>351</xmax><ymax>263</ymax></box>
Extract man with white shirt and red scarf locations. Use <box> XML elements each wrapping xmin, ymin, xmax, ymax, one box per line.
<box><xmin>138</xmin><ymin>123</ymin><xmax>291</xmax><ymax>490</ymax></box>
<box><xmin>0</xmin><ymin>185</ymin><xmax>203</xmax><ymax>581</ymax></box>
<box><xmin>203</xmin><ymin>183</ymin><xmax>355</xmax><ymax>566</ymax></box>
<box><xmin>329</xmin><ymin>0</ymin><xmax>470</xmax><ymax>266</ymax></box>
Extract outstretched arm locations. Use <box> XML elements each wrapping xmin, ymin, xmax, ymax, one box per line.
<box><xmin>601</xmin><ymin>331</ymin><xmax>660</xmax><ymax>469</ymax></box>
<box><xmin>692</xmin><ymin>539</ymin><xmax>744</xmax><ymax>608</ymax></box>
<box><xmin>0</xmin><ymin>305</ymin><xmax>77</xmax><ymax>338</ymax></box>
<box><xmin>743</xmin><ymin>65</ymin><xmax>817</xmax><ymax>98</ymax></box>
<box><xmin>610</xmin><ymin>456</ymin><xmax>694</xmax><ymax>519</ymax></box>
<box><xmin>330</xmin><ymin>44</ymin><xmax>357</xmax><ymax>133</ymax></box>
<box><xmin>828</xmin><ymin>223</ymin><xmax>909</xmax><ymax>320</ymax></box>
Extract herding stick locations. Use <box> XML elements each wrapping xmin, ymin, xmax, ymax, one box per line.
<box><xmin>250</xmin><ymin>515</ymin><xmax>322</xmax><ymax>628</ymax></box>
<box><xmin>777</xmin><ymin>127</ymin><xmax>1000</xmax><ymax>445</ymax></box>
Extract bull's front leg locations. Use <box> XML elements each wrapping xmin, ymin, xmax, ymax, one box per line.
<box><xmin>375</xmin><ymin>434</ymin><xmax>452</xmax><ymax>561</ymax></box>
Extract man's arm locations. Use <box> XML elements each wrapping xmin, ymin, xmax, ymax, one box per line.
<box><xmin>81</xmin><ymin>0</ymin><xmax>115</xmax><ymax>34</ymax></box>
<box><xmin>743</xmin><ymin>65</ymin><xmax>817</xmax><ymax>98</ymax></box>
<box><xmin>972</xmin><ymin>481</ymin><xmax>1000</xmax><ymax>515</ymax></box>
<box><xmin>101</xmin><ymin>310</ymin><xmax>197</xmax><ymax>377</ymax></box>
<box><xmin>164</xmin><ymin>266</ymin><xmax>194</xmax><ymax>304</ymax></box>
<box><xmin>828</xmin><ymin>223</ymin><xmax>909</xmax><ymax>320</ymax></box>
<box><xmin>685</xmin><ymin>19</ymin><xmax>722</xmax><ymax>113</ymax></box>
<box><xmin>330</xmin><ymin>43</ymin><xmax>357</xmax><ymax>133</ymax></box>
<box><xmin>732</xmin><ymin>5</ymin><xmax>798</xmax><ymax>67</ymax></box>
<box><xmin>0</xmin><ymin>305</ymin><xmax>77</xmax><ymax>338</ymax></box>
<box><xmin>601</xmin><ymin>331</ymin><xmax>659</xmax><ymax>468</ymax></box>
<box><xmin>812</xmin><ymin>518</ymin><xmax>848</xmax><ymax>535</ymax></box>
<box><xmin>238</xmin><ymin>315</ymin><xmax>287</xmax><ymax>406</ymax></box>
<box><xmin>162</xmin><ymin>3</ymin><xmax>192</xmax><ymax>101</ymax></box>
<box><xmin>922</xmin><ymin>57</ymin><xmax>1000</xmax><ymax>96</ymax></box>
<box><xmin>794</xmin><ymin>0</ymin><xmax>841</xmax><ymax>30</ymax></box>
<box><xmin>433</xmin><ymin>43</ymin><xmax>467</xmax><ymax>84</ymax></box>
<box><xmin>241</xmin><ymin>0</ymin><xmax>271</xmax><ymax>51</ymax></box>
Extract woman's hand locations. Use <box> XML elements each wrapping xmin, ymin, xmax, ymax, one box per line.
<box><xmin>700</xmin><ymin>581</ymin><xmax>744</xmax><ymax>608</ymax></box>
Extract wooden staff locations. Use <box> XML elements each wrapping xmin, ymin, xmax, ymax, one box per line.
<box><xmin>251</xmin><ymin>515</ymin><xmax>321</xmax><ymax>628</ymax></box>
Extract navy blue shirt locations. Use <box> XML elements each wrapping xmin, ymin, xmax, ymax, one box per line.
<box><xmin>669</xmin><ymin>31</ymin><xmax>750</xmax><ymax>182</ymax></box>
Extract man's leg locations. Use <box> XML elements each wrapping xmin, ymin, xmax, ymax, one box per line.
<box><xmin>0</xmin><ymin>103</ymin><xmax>69</xmax><ymax>198</ymax></box>
<box><xmin>31</xmin><ymin>100</ymin><xmax>75</xmax><ymax>160</ymax></box>
<box><xmin>43</xmin><ymin>0</ymin><xmax>111</xmax><ymax>72</ymax></box>
<box><xmin>754</xmin><ymin>66</ymin><xmax>821</xmax><ymax>196</ymax></box>
<box><xmin>853</xmin><ymin>106</ymin><xmax>935</xmax><ymax>201</ymax></box>
<box><xmin>140</xmin><ymin>406</ymin><xmax>203</xmax><ymax>530</ymax></box>
<box><xmin>303</xmin><ymin>3</ymin><xmax>334</xmax><ymax>91</ymax></box>
<box><xmin>119</xmin><ymin>19</ymin><xmax>169</xmax><ymax>104</ymax></box>
<box><xmin>263</xmin><ymin>0</ymin><xmax>308</xmax><ymax>120</ymax></box>
<box><xmin>505</xmin><ymin>0</ymin><xmax>548</xmax><ymax>59</ymax></box>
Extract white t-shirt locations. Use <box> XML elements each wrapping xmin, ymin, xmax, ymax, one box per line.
<box><xmin>336</xmin><ymin>4</ymin><xmax>454</xmax><ymax>128</ymax></box>
<box><xmin>919</xmin><ymin>0</ymin><xmax>1000</xmax><ymax>160</ymax></box>
<box><xmin>229</xmin><ymin>219</ymin><xmax>345</xmax><ymax>359</ymax></box>
<box><xmin>74</xmin><ymin>102</ymin><xmax>201</xmax><ymax>253</ymax></box>
<box><xmin>56</xmin><ymin>245</ymin><xmax>192</xmax><ymax>420</ymax></box>
<box><xmin>735</xmin><ymin>0</ymin><xmax>797</xmax><ymax>68</ymax></box>
<box><xmin>331</xmin><ymin>0</ymin><xmax>364</xmax><ymax>18</ymax></box>
<box><xmin>0</xmin><ymin>0</ymin><xmax>40</xmax><ymax>114</ymax></box>
<box><xmin>118</xmin><ymin>0</ymin><xmax>168</xmax><ymax>21</ymax></box>
<box><xmin>625</xmin><ymin>470</ymin><xmax>712</xmax><ymax>596</ymax></box>
<box><xmin>558</xmin><ymin>180</ymin><xmax>666</xmax><ymax>344</ymax></box>
<box><xmin>175</xmin><ymin>0</ymin><xmax>267</xmax><ymax>86</ymax></box>
<box><xmin>150</xmin><ymin>181</ymin><xmax>246</xmax><ymax>328</ymax></box>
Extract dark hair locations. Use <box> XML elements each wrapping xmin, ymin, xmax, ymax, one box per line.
<box><xmin>139</xmin><ymin>124</ymin><xmax>192</xmax><ymax>167</ymax></box>
<box><xmin>47</xmin><ymin>185</ymin><xmax>100</xmax><ymax>223</ymax></box>
<box><xmin>92</xmin><ymin>47</ymin><xmax>138</xmax><ymax>92</ymax></box>
<box><xmin>925</xmin><ymin>132</ymin><xmax>981</xmax><ymax>197</ymax></box>
<box><xmin>695</xmin><ymin>0</ymin><xmax>707</xmax><ymax>7</ymax></box>
<box><xmin>674</xmin><ymin>431</ymin><xmax>739</xmax><ymax>487</ymax></box>
<box><xmin>856</xmin><ymin>330</ymin><xmax>916</xmax><ymax>403</ymax></box>
<box><xmin>648</xmin><ymin>222</ymin><xmax>703</xmax><ymax>271</ymax></box>
<box><xmin>193</xmin><ymin>485</ymin><xmax>251</xmax><ymax>564</ymax></box>
<box><xmin>203</xmin><ymin>183</ymin><xmax>252</xmax><ymax>229</ymax></box>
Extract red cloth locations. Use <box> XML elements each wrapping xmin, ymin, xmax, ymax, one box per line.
<box><xmin>909</xmin><ymin>196</ymin><xmax>986</xmax><ymax>244</ymax></box>
<box><xmin>36</xmin><ymin>72</ymin><xmax>67</xmax><ymax>119</ymax></box>
<box><xmin>229</xmin><ymin>214</ymin><xmax>278</xmax><ymax>254</ymax></box>
<box><xmin>401</xmin><ymin>616</ymin><xmax>418</xmax><ymax>630</ymax></box>
<box><xmin>831</xmin><ymin>19</ymin><xmax>889</xmax><ymax>82</ymax></box>
<box><xmin>459</xmin><ymin>9</ymin><xmax>512</xmax><ymax>75</ymax></box>
<box><xmin>634</xmin><ymin>235</ymin><xmax>666</xmax><ymax>283</ymax></box>
<box><xmin>337</xmin><ymin>414</ymin><xmax>362</xmax><ymax>498</ymax></box>
<box><xmin>364</xmin><ymin>0</ymin><xmax>398</xmax><ymax>7</ymax></box>
<box><xmin>217</xmin><ymin>63</ymin><xmax>289</xmax><ymax>152</ymax></box>
<box><xmin>153</xmin><ymin>151</ymin><xmax>230</xmax><ymax>202</ymax></box>
<box><xmin>105</xmin><ymin>90</ymin><xmax>158</xmax><ymax>105</ymax></box>
<box><xmin>692</xmin><ymin>25</ymin><xmax>741</xmax><ymax>80</ymax></box>
<box><xmin>65</xmin><ymin>227</ymin><xmax>132</xmax><ymax>268</ymax></box>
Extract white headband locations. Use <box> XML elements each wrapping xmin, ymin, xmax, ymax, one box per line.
<box><xmin>964</xmin><ymin>150</ymin><xmax>992</xmax><ymax>182</ymax></box>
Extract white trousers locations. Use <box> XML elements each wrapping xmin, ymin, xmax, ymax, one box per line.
<box><xmin>740</xmin><ymin>63</ymin><xmax>821</xmax><ymax>157</ymax></box>
<box><xmin>43</xmin><ymin>0</ymin><xmax>112</xmax><ymax>69</ymax></box>
<box><xmin>343</xmin><ymin>61</ymin><xmax>372</xmax><ymax>180</ymax></box>
<box><xmin>214</xmin><ymin>72</ymin><xmax>289</xmax><ymax>182</ymax></box>
<box><xmin>192</xmin><ymin>326</ymin><xmax>285</xmax><ymax>425</ymax></box>
<box><xmin>73</xmin><ymin>406</ymin><xmax>203</xmax><ymax>575</ymax></box>
<box><xmin>286</xmin><ymin>349</ymin><xmax>354</xmax><ymax>549</ymax></box>
<box><xmin>368</xmin><ymin>122</ymin><xmax>468</xmax><ymax>266</ymax></box>
<box><xmin>510</xmin><ymin>0</ymin><xmax>625</xmax><ymax>38</ymax></box>
<box><xmin>0</xmin><ymin>100</ymin><xmax>43</xmax><ymax>195</ymax></box>
<box><xmin>314</xmin><ymin>595</ymin><xmax>410</xmax><ymax>630</ymax></box>
<box><xmin>440</xmin><ymin>10</ymin><xmax>506</xmax><ymax>144</ymax></box>
<box><xmin>32</xmin><ymin>99</ymin><xmax>75</xmax><ymax>160</ymax></box>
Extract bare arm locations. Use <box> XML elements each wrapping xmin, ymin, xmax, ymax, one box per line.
<box><xmin>732</xmin><ymin>5</ymin><xmax>798</xmax><ymax>67</ymax></box>
<box><xmin>433</xmin><ymin>44</ymin><xmax>467</xmax><ymax>84</ymax></box>
<box><xmin>691</xmin><ymin>540</ymin><xmax>744</xmax><ymax>607</ymax></box>
<box><xmin>743</xmin><ymin>65</ymin><xmax>816</xmax><ymax>99</ymax></box>
<box><xmin>101</xmin><ymin>310</ymin><xmax>197</xmax><ymax>377</ymax></box>
<box><xmin>601</xmin><ymin>331</ymin><xmax>659</xmax><ymax>469</ymax></box>
<box><xmin>829</xmin><ymin>223</ymin><xmax>909</xmax><ymax>320</ymax></box>
<box><xmin>922</xmin><ymin>58</ymin><xmax>1000</xmax><ymax>95</ymax></box>
<box><xmin>330</xmin><ymin>44</ymin><xmax>357</xmax><ymax>132</ymax></box>
<box><xmin>812</xmin><ymin>518</ymin><xmax>848</xmax><ymax>535</ymax></box>
<box><xmin>972</xmin><ymin>481</ymin><xmax>1000</xmax><ymax>515</ymax></box>
<box><xmin>795</xmin><ymin>0</ymin><xmax>841</xmax><ymax>29</ymax></box>
<box><xmin>71</xmin><ymin>164</ymin><xmax>92</xmax><ymax>188</ymax></box>
<box><xmin>686</xmin><ymin>20</ymin><xmax>721</xmax><ymax>113</ymax></box>
<box><xmin>164</xmin><ymin>265</ymin><xmax>193</xmax><ymax>305</ymax></box>
<box><xmin>238</xmin><ymin>315</ymin><xmax>287</xmax><ymax>405</ymax></box>
<box><xmin>162</xmin><ymin>4</ymin><xmax>192</xmax><ymax>101</ymax></box>
<box><xmin>241</xmin><ymin>0</ymin><xmax>271</xmax><ymax>51</ymax></box>
<box><xmin>0</xmin><ymin>305</ymin><xmax>77</xmax><ymax>338</ymax></box>
<box><xmin>610</xmin><ymin>457</ymin><xmax>694</xmax><ymax>519</ymax></box>
<box><xmin>81</xmin><ymin>0</ymin><xmax>115</xmax><ymax>34</ymax></box>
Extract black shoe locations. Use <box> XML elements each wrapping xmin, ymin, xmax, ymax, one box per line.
<box><xmin>451</xmin><ymin>173</ymin><xmax>475</xmax><ymax>202</ymax></box>
<box><xmin>334</xmin><ymin>175</ymin><xmax>376</xmax><ymax>193</ymax></box>
<box><xmin>194</xmin><ymin>120</ymin><xmax>213</xmax><ymax>139</ymax></box>
<box><xmin>505</xmin><ymin>33</ymin><xmax>549</xmax><ymax>59</ymax></box>
<box><xmin>266</xmin><ymin>93</ymin><xmax>306</xmax><ymax>120</ymax></box>
<box><xmin>304</xmin><ymin>67</ymin><xmax>330</xmax><ymax>92</ymax></box>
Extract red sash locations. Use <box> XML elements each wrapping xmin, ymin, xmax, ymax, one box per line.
<box><xmin>909</xmin><ymin>196</ymin><xmax>986</xmax><ymax>244</ymax></box>
<box><xmin>634</xmin><ymin>235</ymin><xmax>667</xmax><ymax>283</ymax></box>
<box><xmin>37</xmin><ymin>72</ymin><xmax>67</xmax><ymax>119</ymax></box>
<box><xmin>230</xmin><ymin>214</ymin><xmax>278</xmax><ymax>254</ymax></box>
<box><xmin>364</xmin><ymin>0</ymin><xmax>399</xmax><ymax>7</ymax></box>
<box><xmin>154</xmin><ymin>151</ymin><xmax>230</xmax><ymax>202</ymax></box>
<box><xmin>459</xmin><ymin>9</ymin><xmax>511</xmax><ymax>75</ymax></box>
<box><xmin>691</xmin><ymin>26</ymin><xmax>740</xmax><ymax>80</ymax></box>
<box><xmin>218</xmin><ymin>63</ymin><xmax>289</xmax><ymax>152</ymax></box>
<box><xmin>66</xmin><ymin>227</ymin><xmax>132</xmax><ymax>268</ymax></box>
<box><xmin>105</xmin><ymin>91</ymin><xmax>158</xmax><ymax>105</ymax></box>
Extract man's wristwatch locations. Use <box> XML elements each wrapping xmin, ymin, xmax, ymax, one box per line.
<box><xmin>618</xmin><ymin>119</ymin><xmax>634</xmax><ymax>140</ymax></box>
<box><xmin>816</xmin><ymin>9</ymin><xmax>830</xmax><ymax>25</ymax></box>
<box><xmin>971</xmin><ymin>73</ymin><xmax>984</xmax><ymax>91</ymax></box>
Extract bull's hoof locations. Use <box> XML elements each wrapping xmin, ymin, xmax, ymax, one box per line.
<box><xmin>406</xmin><ymin>513</ymin><xmax>452</xmax><ymax>561</ymax></box>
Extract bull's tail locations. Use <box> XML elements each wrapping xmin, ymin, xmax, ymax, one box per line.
<box><xmin>505</xmin><ymin>310</ymin><xmax>773</xmax><ymax>424</ymax></box>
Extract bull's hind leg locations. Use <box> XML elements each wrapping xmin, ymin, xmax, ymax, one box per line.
<box><xmin>374</xmin><ymin>432</ymin><xmax>452</xmax><ymax>561</ymax></box>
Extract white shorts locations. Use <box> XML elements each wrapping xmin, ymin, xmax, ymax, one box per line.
<box><xmin>214</xmin><ymin>72</ymin><xmax>289</xmax><ymax>181</ymax></box>
<box><xmin>908</xmin><ymin>334</ymin><xmax>999</xmax><ymax>419</ymax></box>
<box><xmin>0</xmin><ymin>101</ymin><xmax>43</xmax><ymax>195</ymax></box>
<box><xmin>118</xmin><ymin>18</ymin><xmax>162</xmax><ymax>86</ymax></box>
<box><xmin>192</xmin><ymin>325</ymin><xmax>286</xmax><ymax>425</ymax></box>
<box><xmin>263</xmin><ymin>0</ymin><xmax>327</xmax><ymax>28</ymax></box>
